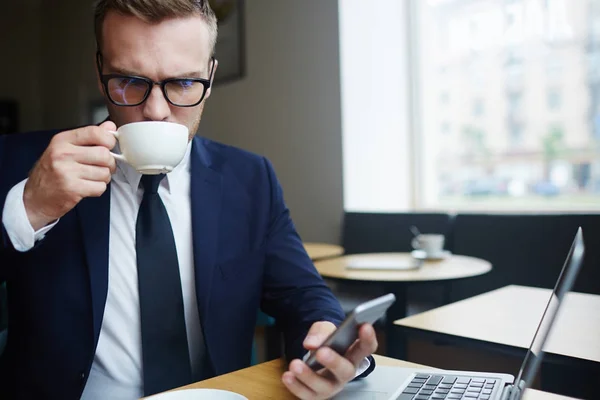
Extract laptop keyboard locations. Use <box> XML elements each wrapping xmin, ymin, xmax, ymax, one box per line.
<box><xmin>394</xmin><ymin>374</ymin><xmax>498</xmax><ymax>400</ymax></box>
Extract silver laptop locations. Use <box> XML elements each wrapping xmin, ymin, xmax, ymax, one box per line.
<box><xmin>378</xmin><ymin>227</ymin><xmax>586</xmax><ymax>400</ymax></box>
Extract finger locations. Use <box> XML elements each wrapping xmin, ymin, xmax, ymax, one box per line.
<box><xmin>108</xmin><ymin>156</ymin><xmax>117</xmax><ymax>174</ymax></box>
<box><xmin>345</xmin><ymin>324</ymin><xmax>378</xmax><ymax>367</ymax></box>
<box><xmin>79</xmin><ymin>180</ymin><xmax>108</xmax><ymax>198</ymax></box>
<box><xmin>315</xmin><ymin>347</ymin><xmax>356</xmax><ymax>384</ymax></box>
<box><xmin>99</xmin><ymin>120</ymin><xmax>117</xmax><ymax>132</ymax></box>
<box><xmin>303</xmin><ymin>321</ymin><xmax>336</xmax><ymax>350</ymax></box>
<box><xmin>77</xmin><ymin>165</ymin><xmax>112</xmax><ymax>184</ymax></box>
<box><xmin>68</xmin><ymin>126</ymin><xmax>116</xmax><ymax>149</ymax></box>
<box><xmin>282</xmin><ymin>371</ymin><xmax>318</xmax><ymax>400</ymax></box>
<box><xmin>289</xmin><ymin>359</ymin><xmax>336</xmax><ymax>397</ymax></box>
<box><xmin>73</xmin><ymin>146</ymin><xmax>116</xmax><ymax>169</ymax></box>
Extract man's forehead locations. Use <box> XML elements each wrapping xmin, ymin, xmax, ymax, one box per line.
<box><xmin>100</xmin><ymin>10</ymin><xmax>211</xmax><ymax>59</ymax></box>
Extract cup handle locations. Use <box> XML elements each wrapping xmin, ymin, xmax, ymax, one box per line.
<box><xmin>108</xmin><ymin>130</ymin><xmax>127</xmax><ymax>162</ymax></box>
<box><xmin>411</xmin><ymin>237</ymin><xmax>421</xmax><ymax>250</ymax></box>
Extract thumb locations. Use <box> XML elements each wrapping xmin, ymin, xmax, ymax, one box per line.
<box><xmin>303</xmin><ymin>321</ymin><xmax>336</xmax><ymax>351</ymax></box>
<box><xmin>99</xmin><ymin>119</ymin><xmax>117</xmax><ymax>132</ymax></box>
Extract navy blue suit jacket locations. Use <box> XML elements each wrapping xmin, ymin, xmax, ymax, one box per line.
<box><xmin>0</xmin><ymin>129</ymin><xmax>350</xmax><ymax>399</ymax></box>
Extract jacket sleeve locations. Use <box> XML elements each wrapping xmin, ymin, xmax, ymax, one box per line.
<box><xmin>0</xmin><ymin>130</ymin><xmax>58</xmax><ymax>282</ymax></box>
<box><xmin>258</xmin><ymin>157</ymin><xmax>345</xmax><ymax>361</ymax></box>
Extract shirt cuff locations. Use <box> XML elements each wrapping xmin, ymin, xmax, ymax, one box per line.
<box><xmin>302</xmin><ymin>352</ymin><xmax>373</xmax><ymax>379</ymax></box>
<box><xmin>2</xmin><ymin>179</ymin><xmax>59</xmax><ymax>252</ymax></box>
<box><xmin>355</xmin><ymin>356</ymin><xmax>371</xmax><ymax>377</ymax></box>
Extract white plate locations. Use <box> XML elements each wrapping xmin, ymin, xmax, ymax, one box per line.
<box><xmin>147</xmin><ymin>389</ymin><xmax>248</xmax><ymax>400</ymax></box>
<box><xmin>346</xmin><ymin>258</ymin><xmax>421</xmax><ymax>270</ymax></box>
<box><xmin>411</xmin><ymin>249</ymin><xmax>451</xmax><ymax>261</ymax></box>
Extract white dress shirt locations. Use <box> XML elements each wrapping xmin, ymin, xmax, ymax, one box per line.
<box><xmin>1</xmin><ymin>142</ymin><xmax>369</xmax><ymax>399</ymax></box>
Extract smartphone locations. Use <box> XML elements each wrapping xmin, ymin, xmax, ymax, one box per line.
<box><xmin>303</xmin><ymin>293</ymin><xmax>396</xmax><ymax>370</ymax></box>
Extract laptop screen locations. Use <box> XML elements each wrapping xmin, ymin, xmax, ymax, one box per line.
<box><xmin>512</xmin><ymin>227</ymin><xmax>585</xmax><ymax>399</ymax></box>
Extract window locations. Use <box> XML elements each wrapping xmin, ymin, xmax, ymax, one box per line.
<box><xmin>590</xmin><ymin>0</ymin><xmax>600</xmax><ymax>40</ymax></box>
<box><xmin>339</xmin><ymin>0</ymin><xmax>600</xmax><ymax>212</ymax></box>
<box><xmin>473</xmin><ymin>98</ymin><xmax>485</xmax><ymax>117</ymax></box>
<box><xmin>509</xmin><ymin>123</ymin><xmax>524</xmax><ymax>147</ymax></box>
<box><xmin>547</xmin><ymin>88</ymin><xmax>562</xmax><ymax>111</ymax></box>
<box><xmin>505</xmin><ymin>48</ymin><xmax>525</xmax><ymax>86</ymax></box>
<box><xmin>508</xmin><ymin>92</ymin><xmax>522</xmax><ymax>113</ymax></box>
<box><xmin>415</xmin><ymin>0</ymin><xmax>600</xmax><ymax>211</ymax></box>
<box><xmin>545</xmin><ymin>0</ymin><xmax>574</xmax><ymax>43</ymax></box>
<box><xmin>440</xmin><ymin>92</ymin><xmax>450</xmax><ymax>105</ymax></box>
<box><xmin>545</xmin><ymin>57</ymin><xmax>563</xmax><ymax>81</ymax></box>
<box><xmin>441</xmin><ymin>122</ymin><xmax>451</xmax><ymax>134</ymax></box>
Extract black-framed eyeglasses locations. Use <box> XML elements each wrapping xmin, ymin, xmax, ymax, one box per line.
<box><xmin>96</xmin><ymin>51</ymin><xmax>216</xmax><ymax>107</ymax></box>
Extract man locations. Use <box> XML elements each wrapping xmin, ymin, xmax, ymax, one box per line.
<box><xmin>0</xmin><ymin>1</ymin><xmax>377</xmax><ymax>399</ymax></box>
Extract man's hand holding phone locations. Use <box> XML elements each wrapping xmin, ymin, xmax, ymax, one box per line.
<box><xmin>282</xmin><ymin>321</ymin><xmax>378</xmax><ymax>400</ymax></box>
<box><xmin>282</xmin><ymin>294</ymin><xmax>395</xmax><ymax>399</ymax></box>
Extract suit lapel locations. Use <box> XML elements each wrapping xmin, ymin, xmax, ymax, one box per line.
<box><xmin>77</xmin><ymin>185</ymin><xmax>111</xmax><ymax>344</ymax></box>
<box><xmin>190</xmin><ymin>137</ymin><xmax>222</xmax><ymax>325</ymax></box>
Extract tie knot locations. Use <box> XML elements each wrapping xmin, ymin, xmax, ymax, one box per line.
<box><xmin>140</xmin><ymin>174</ymin><xmax>165</xmax><ymax>195</ymax></box>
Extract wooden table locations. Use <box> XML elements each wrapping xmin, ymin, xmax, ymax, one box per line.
<box><xmin>314</xmin><ymin>253</ymin><xmax>492</xmax><ymax>358</ymax></box>
<box><xmin>394</xmin><ymin>285</ymin><xmax>600</xmax><ymax>398</ymax></box>
<box><xmin>394</xmin><ymin>285</ymin><xmax>600</xmax><ymax>365</ymax></box>
<box><xmin>303</xmin><ymin>242</ymin><xmax>344</xmax><ymax>261</ymax></box>
<box><xmin>166</xmin><ymin>355</ymin><xmax>574</xmax><ymax>400</ymax></box>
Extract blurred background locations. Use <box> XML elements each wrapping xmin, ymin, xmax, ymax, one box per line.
<box><xmin>3</xmin><ymin>0</ymin><xmax>600</xmax><ymax>232</ymax></box>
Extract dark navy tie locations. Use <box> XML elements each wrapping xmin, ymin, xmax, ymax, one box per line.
<box><xmin>137</xmin><ymin>174</ymin><xmax>191</xmax><ymax>396</ymax></box>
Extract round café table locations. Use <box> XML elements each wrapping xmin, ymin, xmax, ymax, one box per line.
<box><xmin>313</xmin><ymin>252</ymin><xmax>492</xmax><ymax>358</ymax></box>
<box><xmin>303</xmin><ymin>242</ymin><xmax>344</xmax><ymax>261</ymax></box>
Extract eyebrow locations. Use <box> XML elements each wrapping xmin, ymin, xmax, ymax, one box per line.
<box><xmin>107</xmin><ymin>66</ymin><xmax>205</xmax><ymax>79</ymax></box>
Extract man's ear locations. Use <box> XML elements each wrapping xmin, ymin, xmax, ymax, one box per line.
<box><xmin>205</xmin><ymin>58</ymin><xmax>219</xmax><ymax>100</ymax></box>
<box><xmin>95</xmin><ymin>51</ymin><xmax>105</xmax><ymax>97</ymax></box>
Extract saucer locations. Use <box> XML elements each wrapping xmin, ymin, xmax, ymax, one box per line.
<box><xmin>147</xmin><ymin>389</ymin><xmax>248</xmax><ymax>400</ymax></box>
<box><xmin>411</xmin><ymin>250</ymin><xmax>451</xmax><ymax>261</ymax></box>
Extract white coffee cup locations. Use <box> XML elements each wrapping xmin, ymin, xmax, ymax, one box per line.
<box><xmin>109</xmin><ymin>121</ymin><xmax>189</xmax><ymax>175</ymax></box>
<box><xmin>411</xmin><ymin>234</ymin><xmax>445</xmax><ymax>256</ymax></box>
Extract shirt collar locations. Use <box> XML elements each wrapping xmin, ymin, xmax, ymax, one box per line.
<box><xmin>114</xmin><ymin>140</ymin><xmax>193</xmax><ymax>194</ymax></box>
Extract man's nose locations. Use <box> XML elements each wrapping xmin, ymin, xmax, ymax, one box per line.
<box><xmin>142</xmin><ymin>85</ymin><xmax>171</xmax><ymax>121</ymax></box>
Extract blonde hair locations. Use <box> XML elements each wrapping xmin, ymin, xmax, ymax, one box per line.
<box><xmin>94</xmin><ymin>0</ymin><xmax>218</xmax><ymax>55</ymax></box>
